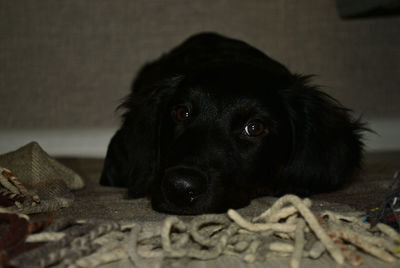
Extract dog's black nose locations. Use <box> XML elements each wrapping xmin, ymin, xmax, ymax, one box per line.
<box><xmin>163</xmin><ymin>168</ymin><xmax>207</xmax><ymax>207</ymax></box>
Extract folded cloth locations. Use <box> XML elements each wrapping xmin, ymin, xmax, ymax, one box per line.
<box><xmin>0</xmin><ymin>142</ymin><xmax>84</xmax><ymax>214</ymax></box>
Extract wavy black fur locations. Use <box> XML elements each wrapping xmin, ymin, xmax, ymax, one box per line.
<box><xmin>100</xmin><ymin>33</ymin><xmax>366</xmax><ymax>215</ymax></box>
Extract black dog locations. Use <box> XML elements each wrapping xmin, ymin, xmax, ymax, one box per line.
<box><xmin>100</xmin><ymin>33</ymin><xmax>365</xmax><ymax>215</ymax></box>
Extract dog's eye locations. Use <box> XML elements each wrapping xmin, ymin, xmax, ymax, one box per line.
<box><xmin>172</xmin><ymin>106</ymin><xmax>190</xmax><ymax>123</ymax></box>
<box><xmin>243</xmin><ymin>122</ymin><xmax>266</xmax><ymax>137</ymax></box>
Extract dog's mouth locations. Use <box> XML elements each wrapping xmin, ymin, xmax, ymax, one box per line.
<box><xmin>151</xmin><ymin>166</ymin><xmax>251</xmax><ymax>215</ymax></box>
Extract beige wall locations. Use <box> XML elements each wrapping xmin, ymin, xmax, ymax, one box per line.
<box><xmin>1</xmin><ymin>0</ymin><xmax>400</xmax><ymax>129</ymax></box>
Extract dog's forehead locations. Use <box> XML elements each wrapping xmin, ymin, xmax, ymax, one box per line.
<box><xmin>176</xmin><ymin>84</ymin><xmax>271</xmax><ymax>119</ymax></box>
<box><xmin>185</xmin><ymin>87</ymin><xmax>255</xmax><ymax>104</ymax></box>
<box><xmin>177</xmin><ymin>75</ymin><xmax>277</xmax><ymax>108</ymax></box>
<box><xmin>172</xmin><ymin>64</ymin><xmax>288</xmax><ymax>117</ymax></box>
<box><xmin>179</xmin><ymin>64</ymin><xmax>288</xmax><ymax>98</ymax></box>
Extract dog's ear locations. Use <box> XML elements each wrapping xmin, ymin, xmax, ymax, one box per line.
<box><xmin>277</xmin><ymin>75</ymin><xmax>365</xmax><ymax>195</ymax></box>
<box><xmin>100</xmin><ymin>76</ymin><xmax>183</xmax><ymax>197</ymax></box>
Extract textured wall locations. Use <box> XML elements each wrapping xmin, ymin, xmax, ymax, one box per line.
<box><xmin>1</xmin><ymin>0</ymin><xmax>399</xmax><ymax>128</ymax></box>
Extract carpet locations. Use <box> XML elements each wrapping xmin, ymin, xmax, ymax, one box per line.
<box><xmin>1</xmin><ymin>143</ymin><xmax>399</xmax><ymax>267</ymax></box>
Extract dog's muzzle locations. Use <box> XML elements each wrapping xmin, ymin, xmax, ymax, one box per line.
<box><xmin>162</xmin><ymin>167</ymin><xmax>208</xmax><ymax>207</ymax></box>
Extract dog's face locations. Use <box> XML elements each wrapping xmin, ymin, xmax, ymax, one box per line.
<box><xmin>152</xmin><ymin>67</ymin><xmax>292</xmax><ymax>214</ymax></box>
<box><xmin>100</xmin><ymin>33</ymin><xmax>364</xmax><ymax>215</ymax></box>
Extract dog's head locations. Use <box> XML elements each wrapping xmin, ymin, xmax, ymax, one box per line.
<box><xmin>101</xmin><ymin>33</ymin><xmax>364</xmax><ymax>215</ymax></box>
<box><xmin>150</xmin><ymin>64</ymin><xmax>295</xmax><ymax>214</ymax></box>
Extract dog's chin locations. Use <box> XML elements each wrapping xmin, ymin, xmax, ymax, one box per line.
<box><xmin>151</xmin><ymin>201</ymin><xmax>224</xmax><ymax>215</ymax></box>
<box><xmin>151</xmin><ymin>191</ymin><xmax>251</xmax><ymax>215</ymax></box>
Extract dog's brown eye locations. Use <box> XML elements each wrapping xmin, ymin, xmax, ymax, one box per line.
<box><xmin>172</xmin><ymin>106</ymin><xmax>190</xmax><ymax>122</ymax></box>
<box><xmin>243</xmin><ymin>122</ymin><xmax>265</xmax><ymax>137</ymax></box>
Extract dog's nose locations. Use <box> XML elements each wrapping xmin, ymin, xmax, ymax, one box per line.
<box><xmin>163</xmin><ymin>169</ymin><xmax>207</xmax><ymax>207</ymax></box>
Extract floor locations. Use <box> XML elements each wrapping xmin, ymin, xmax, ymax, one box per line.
<box><xmin>55</xmin><ymin>152</ymin><xmax>400</xmax><ymax>267</ymax></box>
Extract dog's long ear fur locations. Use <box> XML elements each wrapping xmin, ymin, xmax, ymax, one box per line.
<box><xmin>100</xmin><ymin>76</ymin><xmax>183</xmax><ymax>197</ymax></box>
<box><xmin>277</xmin><ymin>75</ymin><xmax>365</xmax><ymax>195</ymax></box>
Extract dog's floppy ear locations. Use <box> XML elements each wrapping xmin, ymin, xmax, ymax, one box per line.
<box><xmin>277</xmin><ymin>75</ymin><xmax>365</xmax><ymax>195</ymax></box>
<box><xmin>100</xmin><ymin>76</ymin><xmax>183</xmax><ymax>197</ymax></box>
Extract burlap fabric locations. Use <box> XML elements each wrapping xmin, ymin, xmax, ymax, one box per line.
<box><xmin>0</xmin><ymin>142</ymin><xmax>84</xmax><ymax>214</ymax></box>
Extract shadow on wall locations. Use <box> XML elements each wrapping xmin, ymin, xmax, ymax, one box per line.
<box><xmin>336</xmin><ymin>0</ymin><xmax>400</xmax><ymax>18</ymax></box>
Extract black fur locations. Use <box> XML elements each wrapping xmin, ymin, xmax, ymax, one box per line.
<box><xmin>100</xmin><ymin>33</ymin><xmax>365</xmax><ymax>215</ymax></box>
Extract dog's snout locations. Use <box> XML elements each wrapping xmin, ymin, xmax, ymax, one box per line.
<box><xmin>162</xmin><ymin>168</ymin><xmax>207</xmax><ymax>207</ymax></box>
